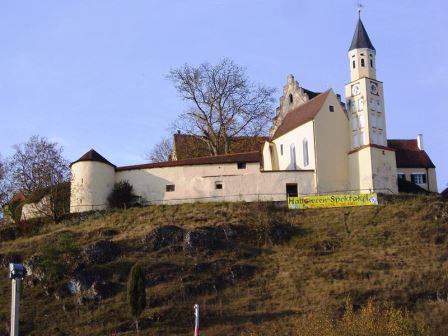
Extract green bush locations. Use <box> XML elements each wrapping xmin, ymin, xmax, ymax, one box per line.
<box><xmin>107</xmin><ymin>181</ymin><xmax>137</xmax><ymax>209</ymax></box>
<box><xmin>127</xmin><ymin>263</ymin><xmax>146</xmax><ymax>332</ymax></box>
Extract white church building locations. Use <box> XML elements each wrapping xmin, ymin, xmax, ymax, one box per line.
<box><xmin>70</xmin><ymin>18</ymin><xmax>437</xmax><ymax>213</ymax></box>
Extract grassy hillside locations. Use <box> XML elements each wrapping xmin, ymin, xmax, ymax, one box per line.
<box><xmin>0</xmin><ymin>195</ymin><xmax>448</xmax><ymax>335</ymax></box>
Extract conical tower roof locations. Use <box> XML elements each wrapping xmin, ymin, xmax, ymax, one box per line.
<box><xmin>349</xmin><ymin>18</ymin><xmax>375</xmax><ymax>51</ymax></box>
<box><xmin>70</xmin><ymin>149</ymin><xmax>116</xmax><ymax>167</ymax></box>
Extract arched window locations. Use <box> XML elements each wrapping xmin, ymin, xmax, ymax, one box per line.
<box><xmin>361</xmin><ymin>59</ymin><xmax>365</xmax><ymax>67</ymax></box>
<box><xmin>290</xmin><ymin>144</ymin><xmax>296</xmax><ymax>170</ymax></box>
<box><xmin>289</xmin><ymin>93</ymin><xmax>293</xmax><ymax>104</ymax></box>
<box><xmin>303</xmin><ymin>138</ymin><xmax>309</xmax><ymax>167</ymax></box>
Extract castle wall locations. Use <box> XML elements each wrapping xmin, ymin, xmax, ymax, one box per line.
<box><xmin>115</xmin><ymin>163</ymin><xmax>315</xmax><ymax>205</ymax></box>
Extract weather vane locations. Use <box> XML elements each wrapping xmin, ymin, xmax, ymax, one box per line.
<box><xmin>357</xmin><ymin>3</ymin><xmax>364</xmax><ymax>19</ymax></box>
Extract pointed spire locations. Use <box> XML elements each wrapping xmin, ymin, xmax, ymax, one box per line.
<box><xmin>349</xmin><ymin>18</ymin><xmax>375</xmax><ymax>51</ymax></box>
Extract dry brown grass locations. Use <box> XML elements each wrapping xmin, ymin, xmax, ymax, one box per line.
<box><xmin>0</xmin><ymin>195</ymin><xmax>447</xmax><ymax>335</ymax></box>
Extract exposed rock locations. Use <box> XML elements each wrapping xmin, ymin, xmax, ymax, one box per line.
<box><xmin>23</xmin><ymin>255</ymin><xmax>46</xmax><ymax>283</ymax></box>
<box><xmin>68</xmin><ymin>267</ymin><xmax>112</xmax><ymax>294</ymax></box>
<box><xmin>75</xmin><ymin>281</ymin><xmax>119</xmax><ymax>305</ymax></box>
<box><xmin>184</xmin><ymin>227</ymin><xmax>223</xmax><ymax>252</ymax></box>
<box><xmin>83</xmin><ymin>240</ymin><xmax>121</xmax><ymax>264</ymax></box>
<box><xmin>143</xmin><ymin>225</ymin><xmax>184</xmax><ymax>251</ymax></box>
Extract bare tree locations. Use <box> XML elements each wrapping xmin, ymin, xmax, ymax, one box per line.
<box><xmin>145</xmin><ymin>137</ymin><xmax>173</xmax><ymax>163</ymax></box>
<box><xmin>8</xmin><ymin>135</ymin><xmax>70</xmax><ymax>221</ymax></box>
<box><xmin>0</xmin><ymin>154</ymin><xmax>9</xmax><ymax>215</ymax></box>
<box><xmin>168</xmin><ymin>58</ymin><xmax>275</xmax><ymax>155</ymax></box>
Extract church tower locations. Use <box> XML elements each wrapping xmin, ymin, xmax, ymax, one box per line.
<box><xmin>345</xmin><ymin>16</ymin><xmax>398</xmax><ymax>193</ymax></box>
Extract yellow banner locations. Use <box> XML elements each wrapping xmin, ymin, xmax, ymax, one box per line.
<box><xmin>288</xmin><ymin>193</ymin><xmax>378</xmax><ymax>209</ymax></box>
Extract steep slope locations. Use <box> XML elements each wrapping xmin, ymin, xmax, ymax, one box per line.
<box><xmin>0</xmin><ymin>195</ymin><xmax>447</xmax><ymax>335</ymax></box>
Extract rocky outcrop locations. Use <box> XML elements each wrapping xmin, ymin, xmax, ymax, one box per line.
<box><xmin>143</xmin><ymin>225</ymin><xmax>184</xmax><ymax>251</ymax></box>
<box><xmin>184</xmin><ymin>227</ymin><xmax>222</xmax><ymax>252</ymax></box>
<box><xmin>83</xmin><ymin>240</ymin><xmax>121</xmax><ymax>264</ymax></box>
<box><xmin>23</xmin><ymin>255</ymin><xmax>46</xmax><ymax>284</ymax></box>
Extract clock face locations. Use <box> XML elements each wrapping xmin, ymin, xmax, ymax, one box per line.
<box><xmin>370</xmin><ymin>82</ymin><xmax>378</xmax><ymax>95</ymax></box>
<box><xmin>351</xmin><ymin>84</ymin><xmax>360</xmax><ymax>96</ymax></box>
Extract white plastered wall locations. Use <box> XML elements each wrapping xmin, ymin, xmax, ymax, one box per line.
<box><xmin>115</xmin><ymin>163</ymin><xmax>315</xmax><ymax>204</ymax></box>
<box><xmin>313</xmin><ymin>91</ymin><xmax>350</xmax><ymax>194</ymax></box>
<box><xmin>70</xmin><ymin>161</ymin><xmax>116</xmax><ymax>212</ymax></box>
<box><xmin>271</xmin><ymin>121</ymin><xmax>316</xmax><ymax>171</ymax></box>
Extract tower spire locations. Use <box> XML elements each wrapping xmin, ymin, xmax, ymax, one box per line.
<box><xmin>357</xmin><ymin>3</ymin><xmax>363</xmax><ymax>19</ymax></box>
<box><xmin>349</xmin><ymin>15</ymin><xmax>375</xmax><ymax>51</ymax></box>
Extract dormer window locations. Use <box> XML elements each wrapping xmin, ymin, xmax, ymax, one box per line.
<box><xmin>289</xmin><ymin>94</ymin><xmax>293</xmax><ymax>104</ymax></box>
<box><xmin>361</xmin><ymin>59</ymin><xmax>365</xmax><ymax>67</ymax></box>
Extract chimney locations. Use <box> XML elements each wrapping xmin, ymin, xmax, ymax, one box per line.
<box><xmin>417</xmin><ymin>134</ymin><xmax>424</xmax><ymax>150</ymax></box>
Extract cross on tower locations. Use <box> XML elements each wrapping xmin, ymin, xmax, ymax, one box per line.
<box><xmin>357</xmin><ymin>3</ymin><xmax>364</xmax><ymax>18</ymax></box>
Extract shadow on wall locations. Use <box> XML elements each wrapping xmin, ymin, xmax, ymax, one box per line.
<box><xmin>115</xmin><ymin>169</ymin><xmax>175</xmax><ymax>206</ymax></box>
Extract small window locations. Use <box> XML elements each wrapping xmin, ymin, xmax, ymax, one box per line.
<box><xmin>411</xmin><ymin>173</ymin><xmax>427</xmax><ymax>185</ymax></box>
<box><xmin>289</xmin><ymin>93</ymin><xmax>293</xmax><ymax>104</ymax></box>
<box><xmin>81</xmin><ymin>178</ymin><xmax>83</xmax><ymax>184</ymax></box>
<box><xmin>360</xmin><ymin>53</ymin><xmax>365</xmax><ymax>56</ymax></box>
<box><xmin>286</xmin><ymin>183</ymin><xmax>298</xmax><ymax>197</ymax></box>
<box><xmin>215</xmin><ymin>181</ymin><xmax>223</xmax><ymax>190</ymax></box>
<box><xmin>166</xmin><ymin>184</ymin><xmax>175</xmax><ymax>192</ymax></box>
<box><xmin>361</xmin><ymin>59</ymin><xmax>365</xmax><ymax>67</ymax></box>
<box><xmin>237</xmin><ymin>162</ymin><xmax>246</xmax><ymax>169</ymax></box>
<box><xmin>329</xmin><ymin>105</ymin><xmax>334</xmax><ymax>112</ymax></box>
<box><xmin>280</xmin><ymin>144</ymin><xmax>284</xmax><ymax>156</ymax></box>
<box><xmin>352</xmin><ymin>60</ymin><xmax>356</xmax><ymax>69</ymax></box>
<box><xmin>370</xmin><ymin>59</ymin><xmax>373</xmax><ymax>68</ymax></box>
<box><xmin>397</xmin><ymin>173</ymin><xmax>406</xmax><ymax>181</ymax></box>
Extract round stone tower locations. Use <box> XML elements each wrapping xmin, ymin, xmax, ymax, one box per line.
<box><xmin>70</xmin><ymin>149</ymin><xmax>116</xmax><ymax>213</ymax></box>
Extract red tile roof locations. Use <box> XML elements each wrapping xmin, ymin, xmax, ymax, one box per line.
<box><xmin>70</xmin><ymin>149</ymin><xmax>116</xmax><ymax>168</ymax></box>
<box><xmin>116</xmin><ymin>151</ymin><xmax>260</xmax><ymax>171</ymax></box>
<box><xmin>387</xmin><ymin>140</ymin><xmax>435</xmax><ymax>169</ymax></box>
<box><xmin>271</xmin><ymin>90</ymin><xmax>331</xmax><ymax>140</ymax></box>
<box><xmin>173</xmin><ymin>134</ymin><xmax>267</xmax><ymax>160</ymax></box>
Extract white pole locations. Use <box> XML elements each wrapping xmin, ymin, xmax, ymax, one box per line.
<box><xmin>10</xmin><ymin>278</ymin><xmax>21</xmax><ymax>336</ymax></box>
<box><xmin>194</xmin><ymin>304</ymin><xmax>199</xmax><ymax>336</ymax></box>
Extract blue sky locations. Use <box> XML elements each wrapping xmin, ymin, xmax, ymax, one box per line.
<box><xmin>0</xmin><ymin>0</ymin><xmax>446</xmax><ymax>190</ymax></box>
